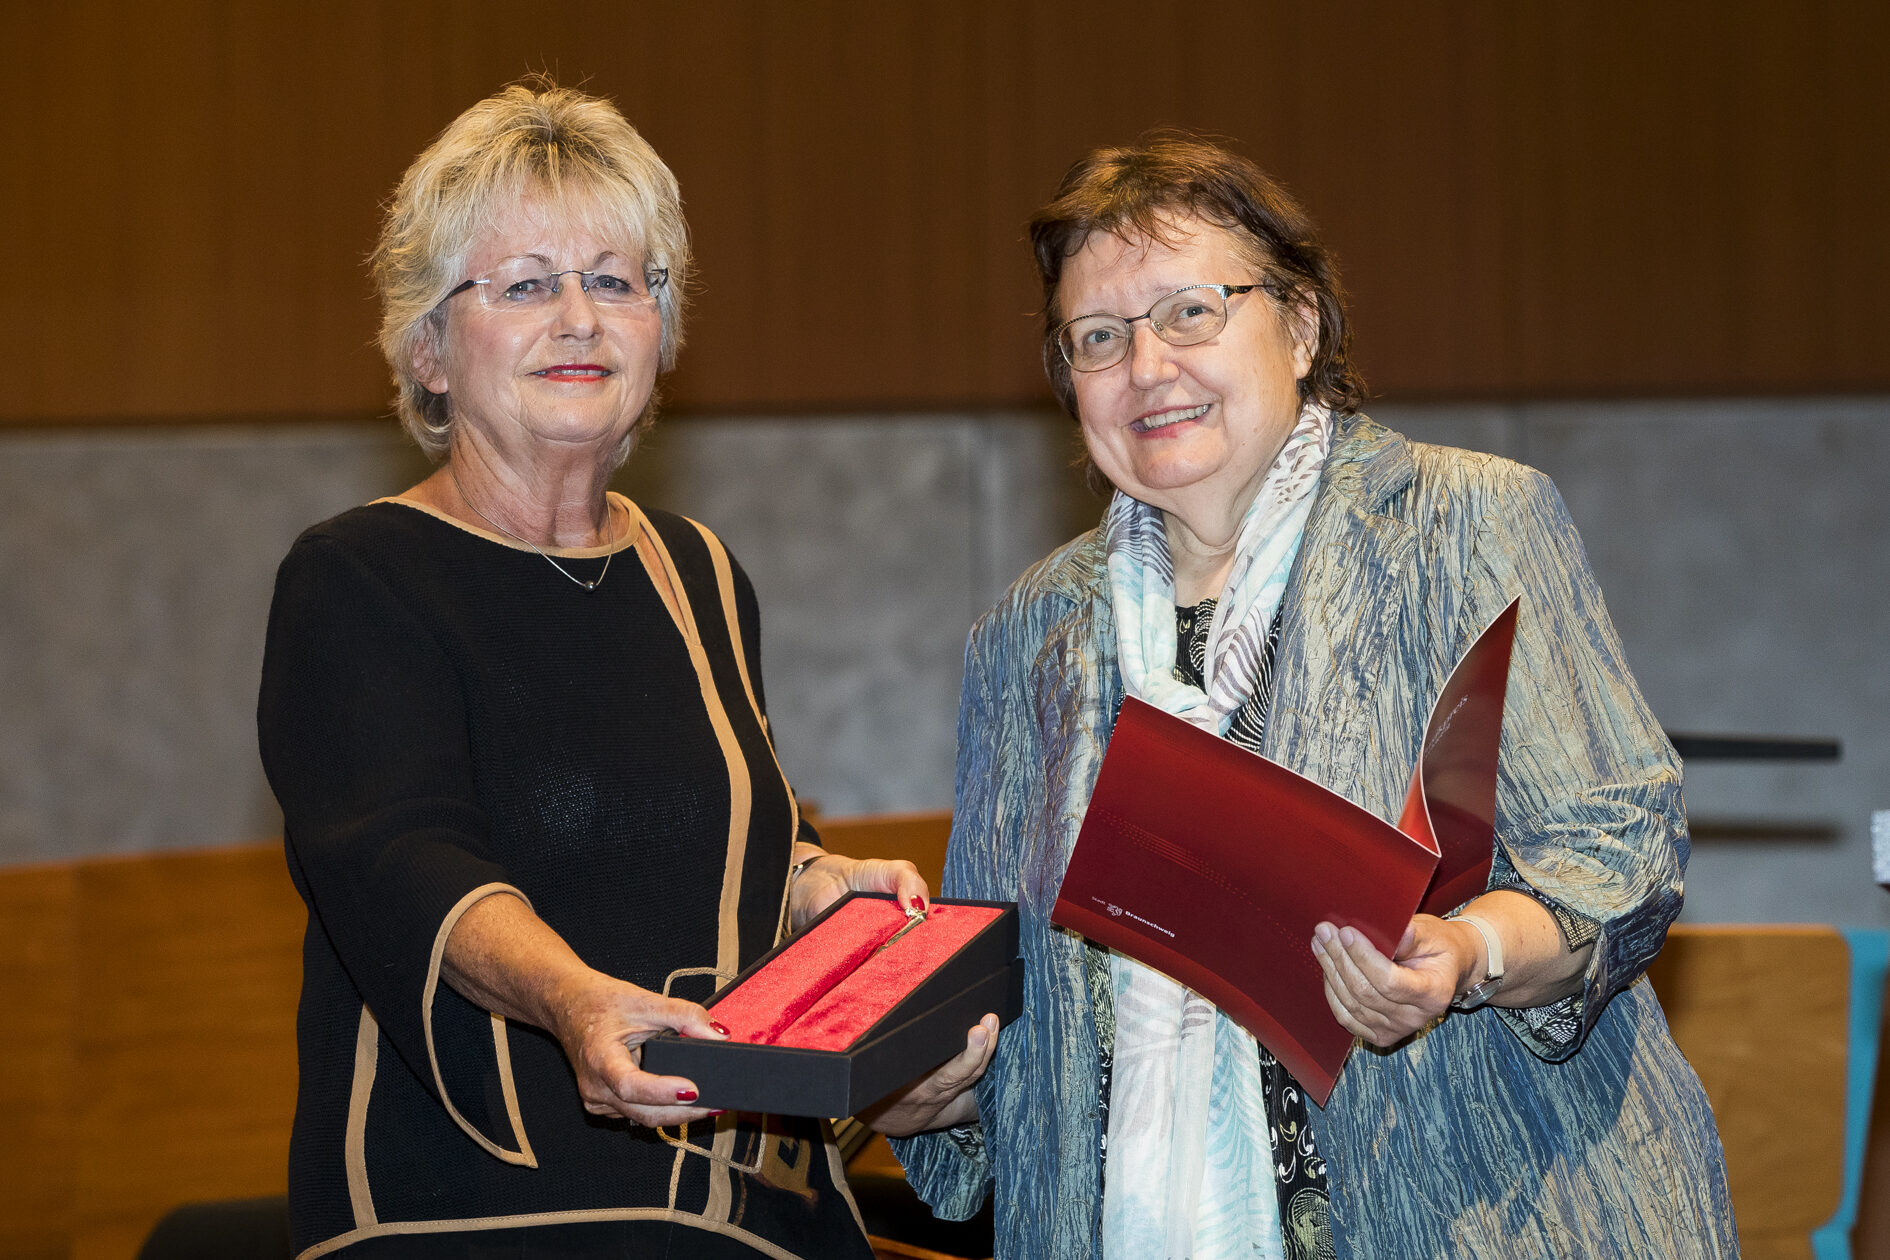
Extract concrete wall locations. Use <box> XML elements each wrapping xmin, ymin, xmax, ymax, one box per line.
<box><xmin>2</xmin><ymin>400</ymin><xmax>1884</xmax><ymax>927</ymax></box>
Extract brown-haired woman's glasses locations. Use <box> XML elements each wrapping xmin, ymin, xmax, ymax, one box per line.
<box><xmin>1056</xmin><ymin>283</ymin><xmax>1260</xmax><ymax>373</ymax></box>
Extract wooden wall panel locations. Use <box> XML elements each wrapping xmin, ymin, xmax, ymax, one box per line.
<box><xmin>0</xmin><ymin>847</ymin><xmax>304</xmax><ymax>1259</ymax></box>
<box><xmin>71</xmin><ymin>847</ymin><xmax>304</xmax><ymax>1256</ymax></box>
<box><xmin>1649</xmin><ymin>926</ymin><xmax>1852</xmax><ymax>1259</ymax></box>
<box><xmin>814</xmin><ymin>810</ymin><xmax>954</xmax><ymax>893</ymax></box>
<box><xmin>3</xmin><ymin>843</ymin><xmax>1884</xmax><ymax>1257</ymax></box>
<box><xmin>5</xmin><ymin>1</ymin><xmax>1886</xmax><ymax>425</ymax></box>
<box><xmin>0</xmin><ymin>865</ymin><xmax>78</xmax><ymax>1259</ymax></box>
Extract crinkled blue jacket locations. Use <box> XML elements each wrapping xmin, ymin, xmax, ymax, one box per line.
<box><xmin>893</xmin><ymin>417</ymin><xmax>1739</xmax><ymax>1258</ymax></box>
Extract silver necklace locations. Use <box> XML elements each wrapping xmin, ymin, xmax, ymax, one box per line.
<box><xmin>447</xmin><ymin>465</ymin><xmax>620</xmax><ymax>591</ymax></box>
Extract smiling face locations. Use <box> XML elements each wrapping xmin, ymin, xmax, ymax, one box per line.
<box><xmin>416</xmin><ymin>192</ymin><xmax>663</xmax><ymax>467</ymax></box>
<box><xmin>1063</xmin><ymin>218</ymin><xmax>1314</xmax><ymax>546</ymax></box>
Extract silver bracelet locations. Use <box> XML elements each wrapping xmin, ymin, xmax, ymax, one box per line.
<box><xmin>787</xmin><ymin>851</ymin><xmax>828</xmax><ymax>888</ymax></box>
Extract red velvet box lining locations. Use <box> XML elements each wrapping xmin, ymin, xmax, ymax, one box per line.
<box><xmin>710</xmin><ymin>899</ymin><xmax>1003</xmax><ymax>1051</ymax></box>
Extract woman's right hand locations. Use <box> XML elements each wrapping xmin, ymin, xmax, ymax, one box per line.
<box><xmin>548</xmin><ymin>971</ymin><xmax>730</xmax><ymax>1127</ymax></box>
<box><xmin>442</xmin><ymin>892</ymin><xmax>727</xmax><ymax>1128</ymax></box>
<box><xmin>861</xmin><ymin>1012</ymin><xmax>1000</xmax><ymax>1136</ymax></box>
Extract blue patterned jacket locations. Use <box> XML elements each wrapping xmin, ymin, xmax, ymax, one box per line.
<box><xmin>892</xmin><ymin>416</ymin><xmax>1738</xmax><ymax>1258</ymax></box>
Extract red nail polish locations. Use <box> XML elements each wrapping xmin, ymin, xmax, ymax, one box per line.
<box><xmin>676</xmin><ymin>1088</ymin><xmax>699</xmax><ymax>1102</ymax></box>
<box><xmin>709</xmin><ymin>1021</ymin><xmax>731</xmax><ymax>1037</ymax></box>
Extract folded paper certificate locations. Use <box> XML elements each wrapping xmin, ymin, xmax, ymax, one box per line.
<box><xmin>1051</xmin><ymin>599</ymin><xmax>1519</xmax><ymax>1105</ymax></box>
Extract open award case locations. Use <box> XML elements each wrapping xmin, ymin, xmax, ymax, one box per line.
<box><xmin>641</xmin><ymin>892</ymin><xmax>1022</xmax><ymax>1117</ymax></box>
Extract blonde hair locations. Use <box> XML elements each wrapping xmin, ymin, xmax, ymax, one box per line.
<box><xmin>371</xmin><ymin>79</ymin><xmax>691</xmax><ymax>463</ymax></box>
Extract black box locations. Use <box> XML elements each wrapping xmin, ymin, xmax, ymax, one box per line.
<box><xmin>641</xmin><ymin>892</ymin><xmax>1022</xmax><ymax>1117</ymax></box>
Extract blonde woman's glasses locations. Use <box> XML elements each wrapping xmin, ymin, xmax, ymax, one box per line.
<box><xmin>442</xmin><ymin>263</ymin><xmax>668</xmax><ymax>313</ymax></box>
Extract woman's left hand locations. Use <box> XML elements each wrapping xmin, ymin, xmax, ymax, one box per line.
<box><xmin>789</xmin><ymin>852</ymin><xmax>929</xmax><ymax>932</ymax></box>
<box><xmin>1311</xmin><ymin>916</ymin><xmax>1468</xmax><ymax>1047</ymax></box>
<box><xmin>863</xmin><ymin>1012</ymin><xmax>999</xmax><ymax>1136</ymax></box>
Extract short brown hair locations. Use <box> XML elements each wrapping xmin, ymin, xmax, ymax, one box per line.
<box><xmin>1028</xmin><ymin>133</ymin><xmax>1366</xmax><ymax>428</ymax></box>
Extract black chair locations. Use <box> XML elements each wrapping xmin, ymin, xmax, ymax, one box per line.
<box><xmin>137</xmin><ymin>1195</ymin><xmax>292</xmax><ymax>1260</ymax></box>
<box><xmin>849</xmin><ymin>1171</ymin><xmax>995</xmax><ymax>1259</ymax></box>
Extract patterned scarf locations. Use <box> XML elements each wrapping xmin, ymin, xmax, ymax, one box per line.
<box><xmin>1099</xmin><ymin>403</ymin><xmax>1333</xmax><ymax>1260</ymax></box>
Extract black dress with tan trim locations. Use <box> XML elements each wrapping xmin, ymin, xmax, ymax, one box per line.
<box><xmin>258</xmin><ymin>495</ymin><xmax>872</xmax><ymax>1260</ymax></box>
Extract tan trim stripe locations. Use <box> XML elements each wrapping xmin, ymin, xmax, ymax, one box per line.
<box><xmin>628</xmin><ymin>499</ymin><xmax>702</xmax><ymax>647</ymax></box>
<box><xmin>373</xmin><ymin>494</ymin><xmax>633</xmax><ymax>559</ymax></box>
<box><xmin>822</xmin><ymin>1119</ymin><xmax>869</xmax><ymax>1240</ymax></box>
<box><xmin>344</xmin><ymin>1005</ymin><xmax>381</xmax><ymax>1229</ymax></box>
<box><xmin>634</xmin><ymin>515</ymin><xmax>753</xmax><ymax>982</ymax></box>
<box><xmin>702</xmin><ymin>1120</ymin><xmax>736</xmax><ymax>1224</ymax></box>
<box><xmin>636</xmin><ymin>512</ymin><xmax>756</xmax><ymax>1210</ymax></box>
<box><xmin>489</xmin><ymin>1011</ymin><xmax>528</xmax><ymax>1156</ymax></box>
<box><xmin>690</xmin><ymin>519</ymin><xmax>790</xmax><ymax>773</ymax></box>
<box><xmin>691</xmin><ymin>519</ymin><xmax>764</xmax><ymax>720</ymax></box>
<box><xmin>293</xmin><ymin>1207</ymin><xmax>807</xmax><ymax>1260</ymax></box>
<box><xmin>422</xmin><ymin>883</ymin><xmax>538</xmax><ymax>1168</ymax></box>
<box><xmin>667</xmin><ymin>1132</ymin><xmax>687</xmax><ymax>1211</ymax></box>
<box><xmin>687</xmin><ymin>516</ymin><xmax>805</xmax><ymax>857</ymax></box>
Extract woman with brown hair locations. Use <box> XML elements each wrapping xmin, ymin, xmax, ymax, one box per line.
<box><xmin>880</xmin><ymin>136</ymin><xmax>1739</xmax><ymax>1259</ymax></box>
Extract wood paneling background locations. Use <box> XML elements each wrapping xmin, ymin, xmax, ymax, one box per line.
<box><xmin>6</xmin><ymin>1</ymin><xmax>1886</xmax><ymax>424</ymax></box>
<box><xmin>6</xmin><ymin>840</ymin><xmax>1888</xmax><ymax>1258</ymax></box>
<box><xmin>0</xmin><ymin>847</ymin><xmax>304</xmax><ymax>1259</ymax></box>
<box><xmin>0</xmin><ymin>819</ymin><xmax>939</xmax><ymax>1256</ymax></box>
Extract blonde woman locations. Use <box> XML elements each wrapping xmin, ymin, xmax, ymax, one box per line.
<box><xmin>260</xmin><ymin>82</ymin><xmax>922</xmax><ymax>1259</ymax></box>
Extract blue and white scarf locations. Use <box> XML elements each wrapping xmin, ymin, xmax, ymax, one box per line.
<box><xmin>1100</xmin><ymin>403</ymin><xmax>1333</xmax><ymax>1260</ymax></box>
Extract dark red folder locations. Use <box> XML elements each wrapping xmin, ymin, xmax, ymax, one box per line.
<box><xmin>1051</xmin><ymin>599</ymin><xmax>1519</xmax><ymax>1104</ymax></box>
